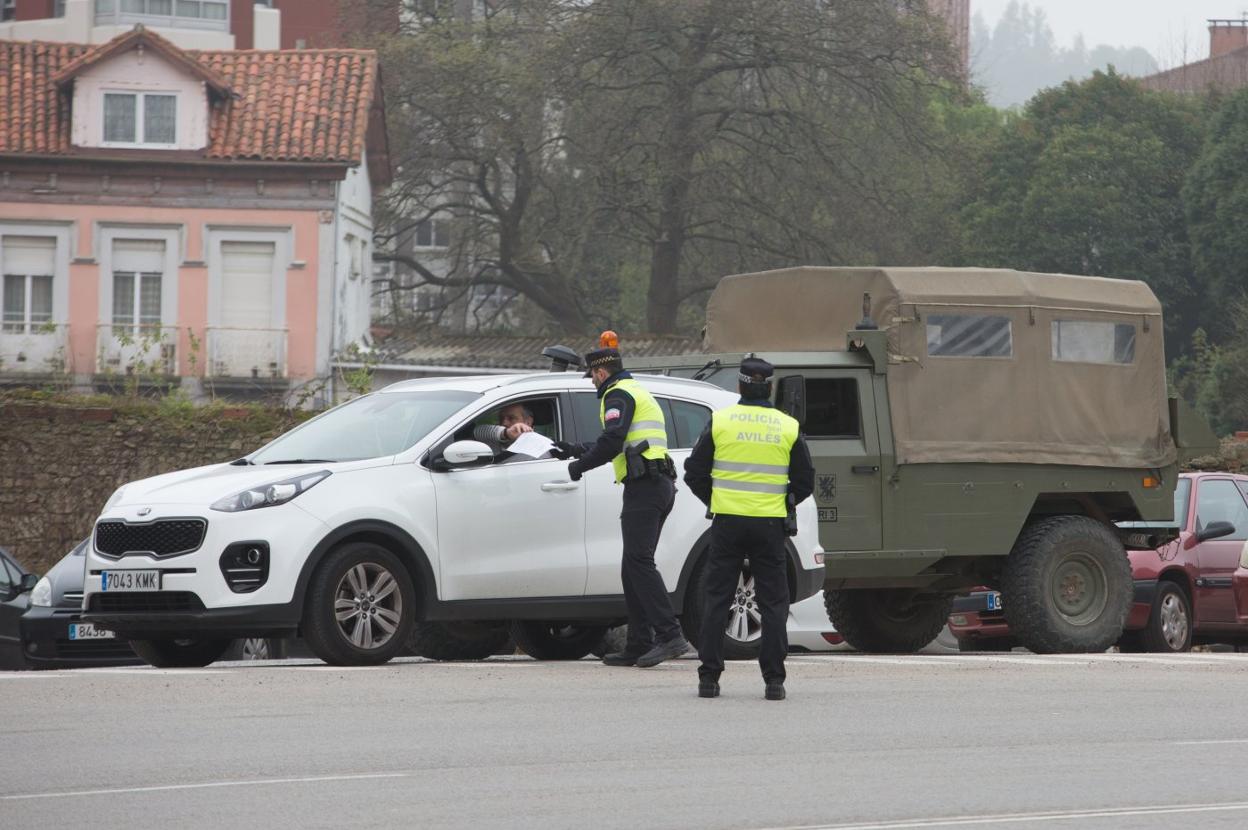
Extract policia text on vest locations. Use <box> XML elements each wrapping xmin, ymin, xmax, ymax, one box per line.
<box><xmin>566</xmin><ymin>348</ymin><xmax>691</xmax><ymax>669</ymax></box>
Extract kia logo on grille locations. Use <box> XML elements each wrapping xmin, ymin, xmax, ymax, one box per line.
<box><xmin>137</xmin><ymin>507</ymin><xmax>152</xmax><ymax>517</ymax></box>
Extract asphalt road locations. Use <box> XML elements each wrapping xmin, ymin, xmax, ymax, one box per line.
<box><xmin>4</xmin><ymin>651</ymin><xmax>1248</xmax><ymax>830</ymax></box>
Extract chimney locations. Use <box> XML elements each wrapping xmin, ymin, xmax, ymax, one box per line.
<box><xmin>1209</xmin><ymin>19</ymin><xmax>1248</xmax><ymax>58</ymax></box>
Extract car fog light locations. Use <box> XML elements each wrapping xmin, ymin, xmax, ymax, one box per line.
<box><xmin>949</xmin><ymin>614</ymin><xmax>968</xmax><ymax>626</ymax></box>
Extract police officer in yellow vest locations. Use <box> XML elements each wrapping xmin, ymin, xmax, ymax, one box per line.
<box><xmin>562</xmin><ymin>338</ymin><xmax>691</xmax><ymax>668</ymax></box>
<box><xmin>683</xmin><ymin>357</ymin><xmax>814</xmax><ymax>700</ymax></box>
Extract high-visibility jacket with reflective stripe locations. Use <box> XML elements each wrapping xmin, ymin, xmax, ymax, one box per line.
<box><xmin>600</xmin><ymin>377</ymin><xmax>668</xmax><ymax>483</ymax></box>
<box><xmin>710</xmin><ymin>404</ymin><xmax>799</xmax><ymax>517</ymax></box>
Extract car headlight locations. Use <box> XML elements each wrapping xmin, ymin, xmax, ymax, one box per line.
<box><xmin>211</xmin><ymin>471</ymin><xmax>331</xmax><ymax>513</ymax></box>
<box><xmin>30</xmin><ymin>576</ymin><xmax>53</xmax><ymax>607</ymax></box>
<box><xmin>102</xmin><ymin>485</ymin><xmax>128</xmax><ymax>512</ymax></box>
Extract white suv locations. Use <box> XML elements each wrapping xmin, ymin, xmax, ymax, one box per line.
<box><xmin>81</xmin><ymin>370</ymin><xmax>825</xmax><ymax>667</ymax></box>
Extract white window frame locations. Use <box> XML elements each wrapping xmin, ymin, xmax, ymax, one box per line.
<box><xmin>412</xmin><ymin>218</ymin><xmax>450</xmax><ymax>250</ymax></box>
<box><xmin>100</xmin><ymin>90</ymin><xmax>179</xmax><ymax>149</ymax></box>
<box><xmin>96</xmin><ymin>225</ymin><xmax>180</xmax><ymax>334</ymax></box>
<box><xmin>204</xmin><ymin>227</ymin><xmax>291</xmax><ymax>334</ymax></box>
<box><xmin>0</xmin><ymin>224</ymin><xmax>71</xmax><ymax>336</ymax></box>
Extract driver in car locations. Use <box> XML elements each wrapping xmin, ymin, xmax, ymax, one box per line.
<box><xmin>473</xmin><ymin>403</ymin><xmax>549</xmax><ymax>459</ymax></box>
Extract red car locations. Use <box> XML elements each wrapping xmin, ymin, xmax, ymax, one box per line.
<box><xmin>950</xmin><ymin>472</ymin><xmax>1248</xmax><ymax>653</ymax></box>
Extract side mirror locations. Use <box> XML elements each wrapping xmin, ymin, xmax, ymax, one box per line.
<box><xmin>776</xmin><ymin>375</ymin><xmax>806</xmax><ymax>426</ymax></box>
<box><xmin>440</xmin><ymin>440</ymin><xmax>495</xmax><ymax>468</ymax></box>
<box><xmin>1196</xmin><ymin>521</ymin><xmax>1235</xmax><ymax>543</ymax></box>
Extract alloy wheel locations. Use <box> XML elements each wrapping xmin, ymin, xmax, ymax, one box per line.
<box><xmin>726</xmin><ymin>565</ymin><xmax>763</xmax><ymax>644</ymax></box>
<box><xmin>334</xmin><ymin>562</ymin><xmax>404</xmax><ymax>650</ymax></box>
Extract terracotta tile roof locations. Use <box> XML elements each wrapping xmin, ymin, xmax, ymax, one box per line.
<box><xmin>52</xmin><ymin>26</ymin><xmax>232</xmax><ymax>96</ymax></box>
<box><xmin>0</xmin><ymin>30</ymin><xmax>377</xmax><ymax>165</ymax></box>
<box><xmin>370</xmin><ymin>330</ymin><xmax>703</xmax><ymax>371</ymax></box>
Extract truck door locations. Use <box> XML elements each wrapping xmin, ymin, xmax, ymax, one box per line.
<box><xmin>780</xmin><ymin>370</ymin><xmax>883</xmax><ymax>552</ymax></box>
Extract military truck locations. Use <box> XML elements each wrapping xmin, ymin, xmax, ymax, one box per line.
<box><xmin>632</xmin><ymin>267</ymin><xmax>1219</xmax><ymax>654</ymax></box>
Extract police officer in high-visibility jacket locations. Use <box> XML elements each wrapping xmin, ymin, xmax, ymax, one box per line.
<box><xmin>562</xmin><ymin>334</ymin><xmax>691</xmax><ymax>668</ymax></box>
<box><xmin>683</xmin><ymin>356</ymin><xmax>814</xmax><ymax>700</ymax></box>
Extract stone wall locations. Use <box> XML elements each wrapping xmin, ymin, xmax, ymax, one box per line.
<box><xmin>0</xmin><ymin>396</ymin><xmax>309</xmax><ymax>574</ymax></box>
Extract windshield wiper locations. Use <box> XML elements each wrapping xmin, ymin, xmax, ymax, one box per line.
<box><xmin>229</xmin><ymin>457</ymin><xmax>253</xmax><ymax>466</ymax></box>
<box><xmin>692</xmin><ymin>358</ymin><xmax>722</xmax><ymax>381</ymax></box>
<box><xmin>262</xmin><ymin>459</ymin><xmax>337</xmax><ymax>465</ymax></box>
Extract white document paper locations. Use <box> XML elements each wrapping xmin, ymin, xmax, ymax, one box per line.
<box><xmin>507</xmin><ymin>431</ymin><xmax>556</xmax><ymax>458</ymax></box>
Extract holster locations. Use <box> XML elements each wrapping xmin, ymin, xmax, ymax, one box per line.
<box><xmin>623</xmin><ymin>441</ymin><xmax>677</xmax><ymax>482</ymax></box>
<box><xmin>784</xmin><ymin>493</ymin><xmax>798</xmax><ymax>537</ymax></box>
<box><xmin>623</xmin><ymin>440</ymin><xmax>650</xmax><ymax>481</ymax></box>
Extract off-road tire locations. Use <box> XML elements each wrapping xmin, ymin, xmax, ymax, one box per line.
<box><xmin>303</xmin><ymin>542</ymin><xmax>416</xmax><ymax>666</ymax></box>
<box><xmin>957</xmin><ymin>637</ymin><xmax>1013</xmax><ymax>652</ymax></box>
<box><xmin>823</xmin><ymin>589</ymin><xmax>953</xmax><ymax>653</ymax></box>
<box><xmin>1001</xmin><ymin>516</ymin><xmax>1131</xmax><ymax>654</ymax></box>
<box><xmin>408</xmin><ymin>621</ymin><xmax>511</xmax><ymax>661</ymax></box>
<box><xmin>681</xmin><ymin>559</ymin><xmax>765</xmax><ymax>660</ymax></box>
<box><xmin>1139</xmin><ymin>581</ymin><xmax>1192</xmax><ymax>653</ymax></box>
<box><xmin>129</xmin><ymin>637</ymin><xmax>231</xmax><ymax>668</ymax></box>
<box><xmin>509</xmin><ymin>621</ymin><xmax>608</xmax><ymax>660</ymax></box>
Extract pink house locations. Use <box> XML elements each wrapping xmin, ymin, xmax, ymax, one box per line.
<box><xmin>0</xmin><ymin>27</ymin><xmax>388</xmax><ymax>401</ymax></box>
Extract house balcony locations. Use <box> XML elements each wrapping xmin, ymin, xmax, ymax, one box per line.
<box><xmin>0</xmin><ymin>323</ymin><xmax>71</xmax><ymax>382</ymax></box>
<box><xmin>95</xmin><ymin>323</ymin><xmax>179</xmax><ymax>377</ymax></box>
<box><xmin>93</xmin><ymin>0</ymin><xmax>231</xmax><ymax>33</ymax></box>
<box><xmin>206</xmin><ymin>326</ymin><xmax>288</xmax><ymax>380</ymax></box>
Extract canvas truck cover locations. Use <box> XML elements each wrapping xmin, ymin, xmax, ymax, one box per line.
<box><xmin>704</xmin><ymin>267</ymin><xmax>1176</xmax><ymax>469</ymax></box>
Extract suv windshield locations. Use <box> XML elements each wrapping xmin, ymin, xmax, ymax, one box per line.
<box><xmin>250</xmin><ymin>390</ymin><xmax>479</xmax><ymax>464</ymax></box>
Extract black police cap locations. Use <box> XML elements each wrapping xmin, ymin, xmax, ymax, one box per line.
<box><xmin>738</xmin><ymin>356</ymin><xmax>774</xmax><ymax>384</ymax></box>
<box><xmin>583</xmin><ymin>346</ymin><xmax>621</xmax><ymax>377</ymax></box>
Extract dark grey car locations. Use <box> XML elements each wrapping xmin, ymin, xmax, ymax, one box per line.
<box><xmin>1</xmin><ymin>547</ymin><xmax>39</xmax><ymax>669</ymax></box>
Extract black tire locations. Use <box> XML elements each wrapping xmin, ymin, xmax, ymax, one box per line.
<box><xmin>129</xmin><ymin>637</ymin><xmax>231</xmax><ymax>668</ymax></box>
<box><xmin>408</xmin><ymin>621</ymin><xmax>511</xmax><ymax>661</ymax></box>
<box><xmin>1139</xmin><ymin>581</ymin><xmax>1193</xmax><ymax>653</ymax></box>
<box><xmin>303</xmin><ymin>542</ymin><xmax>416</xmax><ymax>666</ymax></box>
<box><xmin>823</xmin><ymin>589</ymin><xmax>953</xmax><ymax>653</ymax></box>
<box><xmin>509</xmin><ymin>621</ymin><xmax>608</xmax><ymax>660</ymax></box>
<box><xmin>957</xmin><ymin>637</ymin><xmax>1014</xmax><ymax>652</ymax></box>
<box><xmin>1001</xmin><ymin>516</ymin><xmax>1131</xmax><ymax>654</ymax></box>
<box><xmin>680</xmin><ymin>558</ymin><xmax>765</xmax><ymax>660</ymax></box>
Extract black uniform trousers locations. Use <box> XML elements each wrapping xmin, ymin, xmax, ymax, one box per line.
<box><xmin>620</xmin><ymin>474</ymin><xmax>682</xmax><ymax>652</ymax></box>
<box><xmin>698</xmin><ymin>514</ymin><xmax>789</xmax><ymax>685</ymax></box>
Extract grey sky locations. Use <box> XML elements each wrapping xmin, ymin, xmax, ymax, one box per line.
<box><xmin>974</xmin><ymin>0</ymin><xmax>1248</xmax><ymax>67</ymax></box>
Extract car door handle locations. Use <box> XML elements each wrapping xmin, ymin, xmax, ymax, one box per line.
<box><xmin>541</xmin><ymin>481</ymin><xmax>581</xmax><ymax>492</ymax></box>
<box><xmin>852</xmin><ymin>465</ymin><xmax>880</xmax><ymax>474</ymax></box>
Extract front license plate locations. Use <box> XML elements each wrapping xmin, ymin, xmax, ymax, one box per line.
<box><xmin>101</xmin><ymin>570</ymin><xmax>161</xmax><ymax>592</ymax></box>
<box><xmin>986</xmin><ymin>591</ymin><xmax>1003</xmax><ymax>611</ymax></box>
<box><xmin>68</xmin><ymin>623</ymin><xmax>115</xmax><ymax>640</ymax></box>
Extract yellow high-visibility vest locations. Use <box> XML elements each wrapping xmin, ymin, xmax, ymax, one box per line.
<box><xmin>710</xmin><ymin>404</ymin><xmax>798</xmax><ymax>517</ymax></box>
<box><xmin>599</xmin><ymin>377</ymin><xmax>668</xmax><ymax>483</ymax></box>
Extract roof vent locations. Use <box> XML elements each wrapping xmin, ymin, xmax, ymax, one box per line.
<box><xmin>542</xmin><ymin>345</ymin><xmax>582</xmax><ymax>372</ymax></box>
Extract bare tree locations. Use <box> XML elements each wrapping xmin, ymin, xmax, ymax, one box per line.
<box><xmin>375</xmin><ymin>0</ymin><xmax>960</xmax><ymax>334</ymax></box>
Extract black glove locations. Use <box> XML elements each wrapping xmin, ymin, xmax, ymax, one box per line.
<box><xmin>552</xmin><ymin>440</ymin><xmax>582</xmax><ymax>460</ymax></box>
<box><xmin>568</xmin><ymin>461</ymin><xmax>583</xmax><ymax>482</ymax></box>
